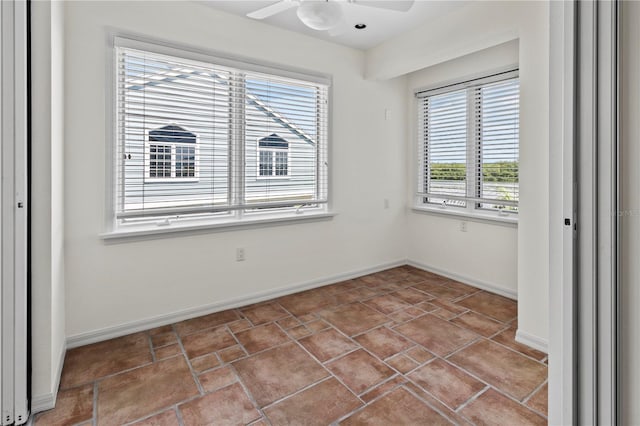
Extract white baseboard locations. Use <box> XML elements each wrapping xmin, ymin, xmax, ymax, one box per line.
<box><xmin>66</xmin><ymin>259</ymin><xmax>406</xmax><ymax>349</ymax></box>
<box><xmin>406</xmin><ymin>259</ymin><xmax>518</xmax><ymax>300</ymax></box>
<box><xmin>31</xmin><ymin>342</ymin><xmax>66</xmax><ymax>414</ymax></box>
<box><xmin>516</xmin><ymin>329</ymin><xmax>549</xmax><ymax>354</ymax></box>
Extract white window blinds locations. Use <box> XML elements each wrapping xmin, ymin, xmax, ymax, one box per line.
<box><xmin>114</xmin><ymin>39</ymin><xmax>329</xmax><ymax>226</ymax></box>
<box><xmin>416</xmin><ymin>70</ymin><xmax>519</xmax><ymax>214</ymax></box>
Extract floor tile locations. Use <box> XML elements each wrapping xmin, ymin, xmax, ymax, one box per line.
<box><xmin>354</xmin><ymin>327</ymin><xmax>412</xmax><ymax>359</ymax></box>
<box><xmin>444</xmin><ymin>280</ymin><xmax>479</xmax><ymax>295</ymax></box>
<box><xmin>35</xmin><ymin>384</ymin><xmax>93</xmax><ymax>426</ymax></box>
<box><xmin>403</xmin><ymin>382</ymin><xmax>473</xmax><ymax>426</ymax></box>
<box><xmin>299</xmin><ymin>328</ymin><xmax>358</xmax><ymax>362</ymax></box>
<box><xmin>288</xmin><ymin>325</ymin><xmax>312</xmax><ymax>339</ymax></box>
<box><xmin>189</xmin><ymin>353</ymin><xmax>219</xmax><ymax>373</ymax></box>
<box><xmin>179</xmin><ymin>383</ymin><xmax>261</xmax><ymax>425</ymax></box>
<box><xmin>181</xmin><ymin>326</ymin><xmax>236</xmax><ymax>359</ymax></box>
<box><xmin>387</xmin><ymin>309</ymin><xmax>417</xmax><ymax>324</ymax></box>
<box><xmin>148</xmin><ymin>325</ymin><xmax>174</xmax><ymax>336</ymax></box>
<box><xmin>394</xmin><ymin>314</ymin><xmax>478</xmax><ymax>356</ymax></box>
<box><xmin>526</xmin><ymin>382</ymin><xmax>548</xmax><ymax>416</ymax></box>
<box><xmin>306</xmin><ymin>319</ymin><xmax>330</xmax><ymax>332</ymax></box>
<box><xmin>364</xmin><ymin>295</ymin><xmax>412</xmax><ymax>314</ymax></box>
<box><xmin>276</xmin><ymin>316</ymin><xmax>301</xmax><ymax>329</ymax></box>
<box><xmin>174</xmin><ymin>309</ymin><xmax>240</xmax><ymax>336</ymax></box>
<box><xmin>130</xmin><ymin>409</ymin><xmax>180</xmax><ymax>425</ymax></box>
<box><xmin>327</xmin><ymin>349</ymin><xmax>395</xmax><ymax>394</ymax></box>
<box><xmin>278</xmin><ymin>290</ymin><xmax>333</xmax><ymax>316</ymax></box>
<box><xmin>455</xmin><ymin>291</ymin><xmax>517</xmax><ymax>322</ymax></box>
<box><xmin>60</xmin><ymin>333</ymin><xmax>152</xmax><ymax>389</ymax></box>
<box><xmin>241</xmin><ymin>303</ymin><xmax>289</xmax><ymax>325</ymax></box>
<box><xmin>430</xmin><ymin>298</ymin><xmax>469</xmax><ymax>315</ymax></box>
<box><xmin>391</xmin><ymin>288</ymin><xmax>434</xmax><ymax>305</ymax></box>
<box><xmin>360</xmin><ymin>376</ymin><xmax>406</xmax><ymax>403</ymax></box>
<box><xmin>319</xmin><ymin>303</ymin><xmax>389</xmax><ymax>336</ymax></box>
<box><xmin>340</xmin><ymin>387</ymin><xmax>452</xmax><ymax>425</ymax></box>
<box><xmin>492</xmin><ymin>327</ymin><xmax>547</xmax><ymax>360</ymax></box>
<box><xmin>408</xmin><ymin>358</ymin><xmax>485</xmax><ymax>409</ymax></box>
<box><xmin>154</xmin><ymin>344</ymin><xmax>181</xmax><ymax>360</ymax></box>
<box><xmin>448</xmin><ymin>339</ymin><xmax>547</xmax><ymax>400</ymax></box>
<box><xmin>334</xmin><ymin>288</ymin><xmax>377</xmax><ymax>305</ymax></box>
<box><xmin>97</xmin><ymin>356</ymin><xmax>198</xmax><ymax>426</ymax></box>
<box><xmin>451</xmin><ymin>311</ymin><xmax>507</xmax><ymax>337</ymax></box>
<box><xmin>413</xmin><ymin>282</ymin><xmax>468</xmax><ymax>300</ymax></box>
<box><xmin>460</xmin><ymin>389</ymin><xmax>547</xmax><ymax>426</ymax></box>
<box><xmin>228</xmin><ymin>319</ymin><xmax>253</xmax><ymax>333</ymax></box>
<box><xmin>234</xmin><ymin>323</ymin><xmax>289</xmax><ymax>354</ymax></box>
<box><xmin>406</xmin><ymin>346</ymin><xmax>435</xmax><ymax>364</ymax></box>
<box><xmin>264</xmin><ymin>378</ymin><xmax>362</xmax><ymax>426</ymax></box>
<box><xmin>151</xmin><ymin>332</ymin><xmax>177</xmax><ymax>348</ymax></box>
<box><xmin>386</xmin><ymin>354</ymin><xmax>418</xmax><ymax>374</ymax></box>
<box><xmin>233</xmin><ymin>342</ymin><xmax>329</xmax><ymax>406</ymax></box>
<box><xmin>218</xmin><ymin>345</ymin><xmax>247</xmax><ymax>363</ymax></box>
<box><xmin>199</xmin><ymin>366</ymin><xmax>237</xmax><ymax>392</ymax></box>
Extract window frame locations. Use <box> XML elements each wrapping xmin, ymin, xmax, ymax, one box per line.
<box><xmin>413</xmin><ymin>69</ymin><xmax>519</xmax><ymax>225</ymax></box>
<box><xmin>104</xmin><ymin>35</ymin><xmax>332</xmax><ymax>239</ymax></box>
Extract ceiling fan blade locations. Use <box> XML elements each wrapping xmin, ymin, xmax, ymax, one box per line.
<box><xmin>351</xmin><ymin>0</ymin><xmax>414</xmax><ymax>12</ymax></box>
<box><xmin>247</xmin><ymin>0</ymin><xmax>299</xmax><ymax>20</ymax></box>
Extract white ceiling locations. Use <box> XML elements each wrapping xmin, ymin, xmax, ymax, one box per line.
<box><xmin>200</xmin><ymin>1</ymin><xmax>468</xmax><ymax>50</ymax></box>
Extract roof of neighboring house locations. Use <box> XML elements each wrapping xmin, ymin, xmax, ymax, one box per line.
<box><xmin>259</xmin><ymin>133</ymin><xmax>289</xmax><ymax>148</ymax></box>
<box><xmin>149</xmin><ymin>125</ymin><xmax>197</xmax><ymax>144</ymax></box>
<box><xmin>130</xmin><ymin>68</ymin><xmax>316</xmax><ymax>146</ymax></box>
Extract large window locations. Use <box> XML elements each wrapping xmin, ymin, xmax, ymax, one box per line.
<box><xmin>112</xmin><ymin>38</ymin><xmax>329</xmax><ymax>233</ymax></box>
<box><xmin>415</xmin><ymin>70</ymin><xmax>519</xmax><ymax>218</ymax></box>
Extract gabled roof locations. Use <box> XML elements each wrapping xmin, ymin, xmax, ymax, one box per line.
<box><xmin>149</xmin><ymin>125</ymin><xmax>196</xmax><ymax>144</ymax></box>
<box><xmin>129</xmin><ymin>68</ymin><xmax>315</xmax><ymax>146</ymax></box>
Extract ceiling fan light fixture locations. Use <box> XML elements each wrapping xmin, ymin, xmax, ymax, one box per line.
<box><xmin>296</xmin><ymin>1</ymin><xmax>343</xmax><ymax>31</ymax></box>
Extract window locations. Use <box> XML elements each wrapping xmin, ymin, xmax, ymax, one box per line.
<box><xmin>146</xmin><ymin>125</ymin><xmax>197</xmax><ymax>180</ymax></box>
<box><xmin>415</xmin><ymin>70</ymin><xmax>519</xmax><ymax>218</ymax></box>
<box><xmin>112</xmin><ymin>38</ymin><xmax>329</xmax><ymax>233</ymax></box>
<box><xmin>258</xmin><ymin>134</ymin><xmax>289</xmax><ymax>177</ymax></box>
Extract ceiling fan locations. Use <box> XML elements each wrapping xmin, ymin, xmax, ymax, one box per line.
<box><xmin>247</xmin><ymin>0</ymin><xmax>415</xmax><ymax>32</ymax></box>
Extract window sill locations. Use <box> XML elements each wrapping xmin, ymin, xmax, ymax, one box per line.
<box><xmin>411</xmin><ymin>206</ymin><xmax>518</xmax><ymax>227</ymax></box>
<box><xmin>101</xmin><ymin>211</ymin><xmax>336</xmax><ymax>243</ymax></box>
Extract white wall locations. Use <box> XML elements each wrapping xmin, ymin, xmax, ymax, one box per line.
<box><xmin>367</xmin><ymin>1</ymin><xmax>550</xmax><ymax>343</ymax></box>
<box><xmin>620</xmin><ymin>2</ymin><xmax>640</xmax><ymax>423</ymax></box>
<box><xmin>405</xmin><ymin>41</ymin><xmax>519</xmax><ymax>297</ymax></box>
<box><xmin>63</xmin><ymin>1</ymin><xmax>407</xmax><ymax>340</ymax></box>
<box><xmin>31</xmin><ymin>0</ymin><xmax>66</xmax><ymax>410</ymax></box>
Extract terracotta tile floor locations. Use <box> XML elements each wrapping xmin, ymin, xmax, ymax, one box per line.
<box><xmin>36</xmin><ymin>266</ymin><xmax>548</xmax><ymax>425</ymax></box>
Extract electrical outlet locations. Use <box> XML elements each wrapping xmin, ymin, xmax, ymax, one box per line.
<box><xmin>236</xmin><ymin>248</ymin><xmax>245</xmax><ymax>261</ymax></box>
<box><xmin>460</xmin><ymin>221</ymin><xmax>468</xmax><ymax>232</ymax></box>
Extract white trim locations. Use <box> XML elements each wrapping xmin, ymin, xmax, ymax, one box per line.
<box><xmin>411</xmin><ymin>206</ymin><xmax>517</xmax><ymax>227</ymax></box>
<box><xmin>548</xmin><ymin>1</ymin><xmax>578</xmax><ymax>424</ymax></box>
<box><xmin>415</xmin><ymin>67</ymin><xmax>519</xmax><ymax>98</ymax></box>
<box><xmin>66</xmin><ymin>259</ymin><xmax>406</xmax><ymax>348</ymax></box>
<box><xmin>516</xmin><ymin>329</ymin><xmax>549</xmax><ymax>354</ymax></box>
<box><xmin>30</xmin><ymin>343</ymin><xmax>66</xmax><ymax>414</ymax></box>
<box><xmin>406</xmin><ymin>259</ymin><xmax>517</xmax><ymax>300</ymax></box>
<box><xmin>102</xmin><ymin>210</ymin><xmax>335</xmax><ymax>242</ymax></box>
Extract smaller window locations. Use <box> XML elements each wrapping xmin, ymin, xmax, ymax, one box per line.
<box><xmin>149</xmin><ymin>144</ymin><xmax>172</xmax><ymax>178</ymax></box>
<box><xmin>258</xmin><ymin>134</ymin><xmax>289</xmax><ymax>178</ymax></box>
<box><xmin>146</xmin><ymin>125</ymin><xmax>198</xmax><ymax>181</ymax></box>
